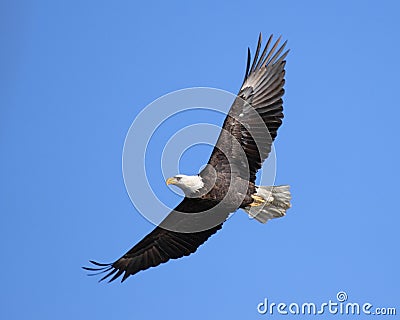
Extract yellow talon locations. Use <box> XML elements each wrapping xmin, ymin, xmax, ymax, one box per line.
<box><xmin>250</xmin><ymin>195</ymin><xmax>265</xmax><ymax>207</ymax></box>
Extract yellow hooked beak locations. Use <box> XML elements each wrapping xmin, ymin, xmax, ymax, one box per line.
<box><xmin>166</xmin><ymin>177</ymin><xmax>176</xmax><ymax>185</ymax></box>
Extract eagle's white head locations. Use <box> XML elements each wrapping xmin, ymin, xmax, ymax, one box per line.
<box><xmin>166</xmin><ymin>174</ymin><xmax>204</xmax><ymax>197</ymax></box>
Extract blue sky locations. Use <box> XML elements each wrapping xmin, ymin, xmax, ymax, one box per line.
<box><xmin>1</xmin><ymin>0</ymin><xmax>399</xmax><ymax>319</ymax></box>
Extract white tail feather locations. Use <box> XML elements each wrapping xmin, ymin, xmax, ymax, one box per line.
<box><xmin>243</xmin><ymin>185</ymin><xmax>291</xmax><ymax>224</ymax></box>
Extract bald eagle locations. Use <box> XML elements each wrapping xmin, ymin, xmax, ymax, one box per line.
<box><xmin>83</xmin><ymin>34</ymin><xmax>291</xmax><ymax>282</ymax></box>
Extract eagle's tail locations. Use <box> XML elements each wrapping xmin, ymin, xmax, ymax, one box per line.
<box><xmin>243</xmin><ymin>185</ymin><xmax>291</xmax><ymax>224</ymax></box>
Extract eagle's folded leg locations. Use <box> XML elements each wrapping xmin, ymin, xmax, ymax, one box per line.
<box><xmin>244</xmin><ymin>185</ymin><xmax>291</xmax><ymax>223</ymax></box>
<box><xmin>249</xmin><ymin>194</ymin><xmax>266</xmax><ymax>206</ymax></box>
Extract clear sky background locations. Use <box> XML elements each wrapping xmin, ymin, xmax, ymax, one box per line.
<box><xmin>1</xmin><ymin>1</ymin><xmax>399</xmax><ymax>319</ymax></box>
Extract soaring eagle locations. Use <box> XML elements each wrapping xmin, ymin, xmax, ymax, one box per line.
<box><xmin>84</xmin><ymin>34</ymin><xmax>291</xmax><ymax>282</ymax></box>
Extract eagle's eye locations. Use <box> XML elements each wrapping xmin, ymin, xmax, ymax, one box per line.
<box><xmin>176</xmin><ymin>177</ymin><xmax>182</xmax><ymax>181</ymax></box>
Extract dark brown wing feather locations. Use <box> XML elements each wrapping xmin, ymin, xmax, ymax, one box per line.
<box><xmin>208</xmin><ymin>34</ymin><xmax>289</xmax><ymax>183</ymax></box>
<box><xmin>83</xmin><ymin>198</ymin><xmax>227</xmax><ymax>283</ymax></box>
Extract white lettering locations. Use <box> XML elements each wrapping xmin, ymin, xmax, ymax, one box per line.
<box><xmin>257</xmin><ymin>298</ymin><xmax>267</xmax><ymax>314</ymax></box>
<box><xmin>277</xmin><ymin>303</ymin><xmax>287</xmax><ymax>314</ymax></box>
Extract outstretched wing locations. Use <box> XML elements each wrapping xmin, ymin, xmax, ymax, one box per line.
<box><xmin>83</xmin><ymin>198</ymin><xmax>228</xmax><ymax>283</ymax></box>
<box><xmin>207</xmin><ymin>34</ymin><xmax>289</xmax><ymax>183</ymax></box>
